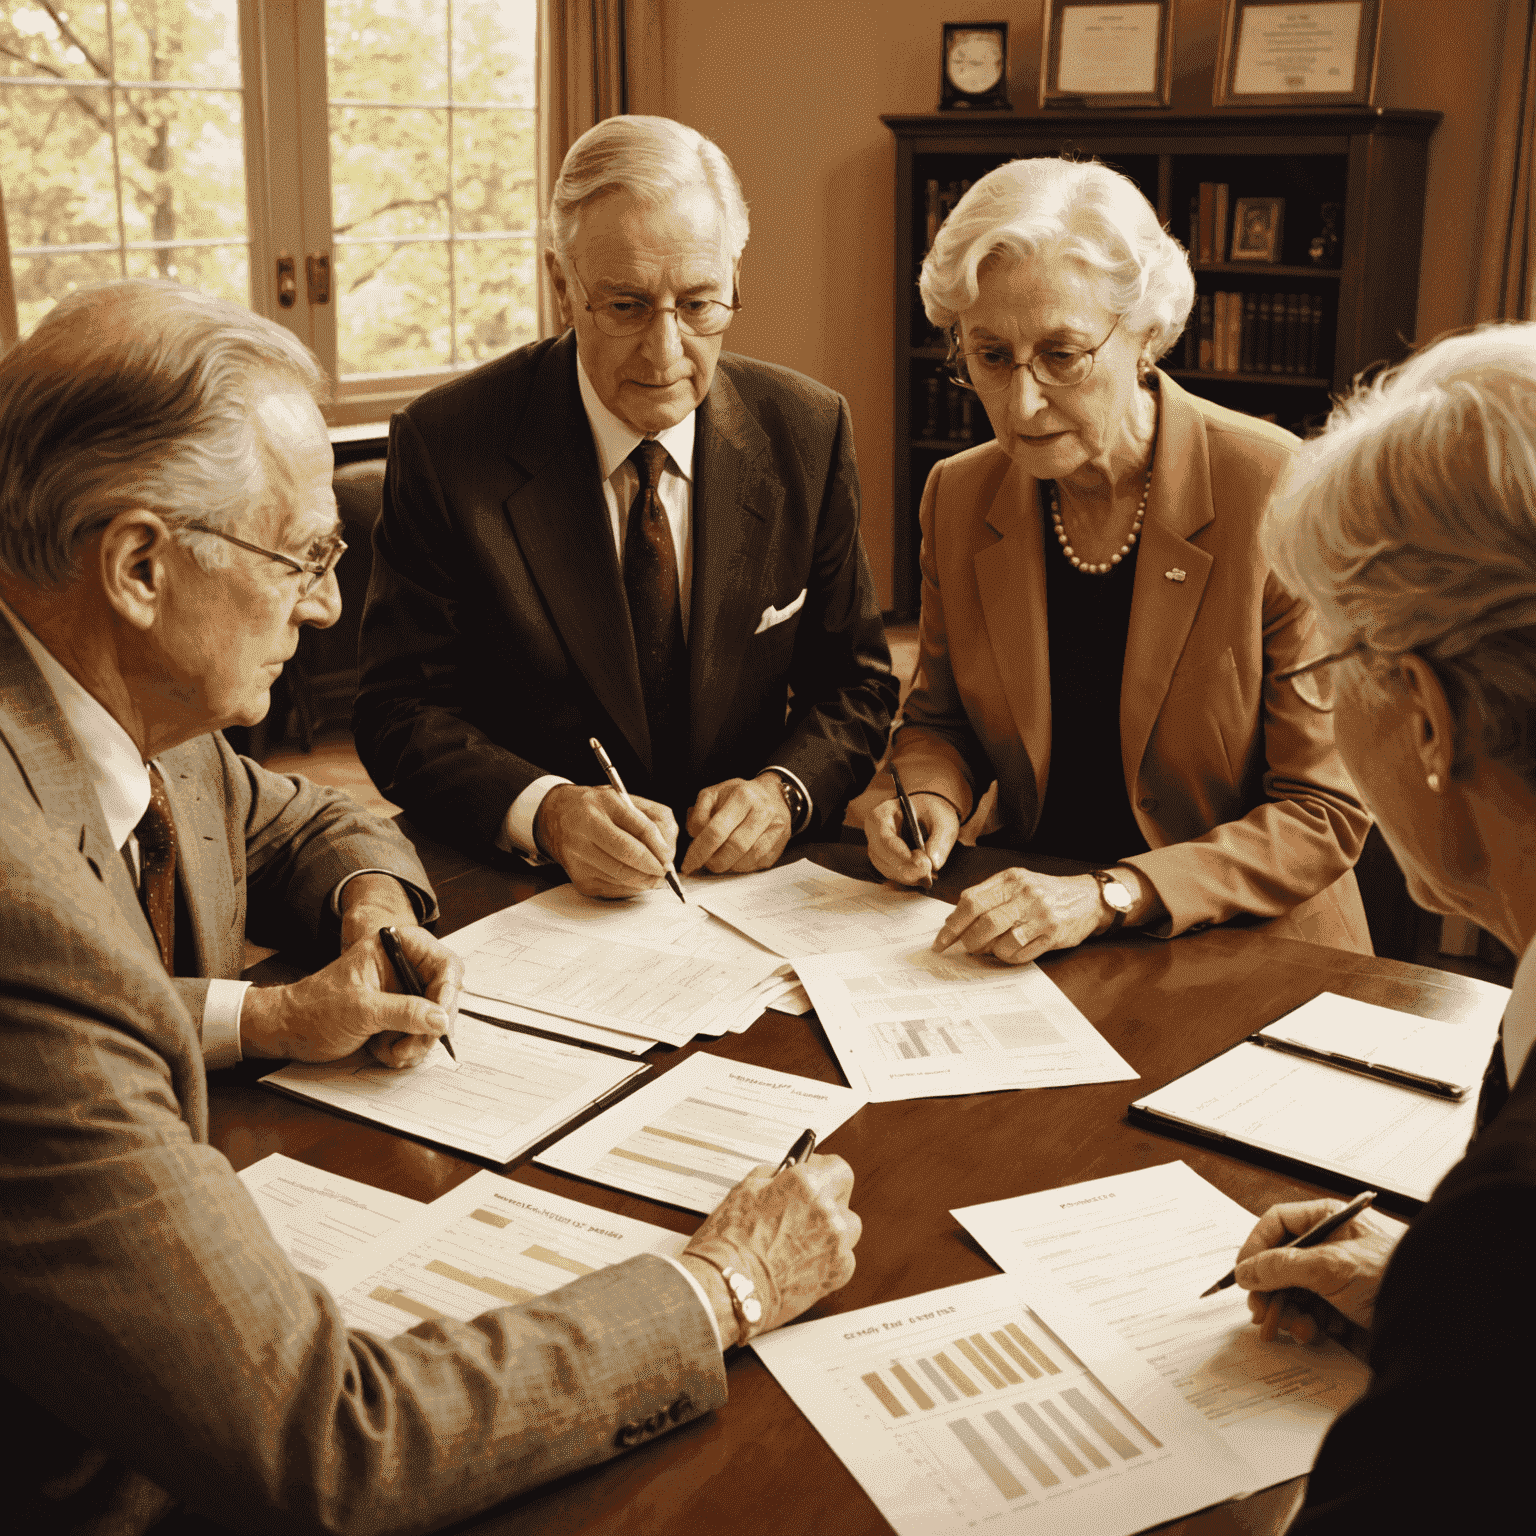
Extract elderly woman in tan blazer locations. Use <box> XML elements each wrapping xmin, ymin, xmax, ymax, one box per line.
<box><xmin>868</xmin><ymin>157</ymin><xmax>1371</xmax><ymax>959</ymax></box>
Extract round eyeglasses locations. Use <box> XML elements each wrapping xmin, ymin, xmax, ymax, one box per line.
<box><xmin>948</xmin><ymin>315</ymin><xmax>1121</xmax><ymax>395</ymax></box>
<box><xmin>1273</xmin><ymin>641</ymin><xmax>1368</xmax><ymax>711</ymax></box>
<box><xmin>185</xmin><ymin>523</ymin><xmax>347</xmax><ymax>596</ymax></box>
<box><xmin>568</xmin><ymin>263</ymin><xmax>742</xmax><ymax>338</ymax></box>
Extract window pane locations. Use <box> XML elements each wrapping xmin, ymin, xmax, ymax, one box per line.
<box><xmin>118</xmin><ymin>87</ymin><xmax>247</xmax><ymax>246</ymax></box>
<box><xmin>453</xmin><ymin>236</ymin><xmax>534</xmax><ymax>365</ymax></box>
<box><xmin>125</xmin><ymin>242</ymin><xmax>245</xmax><ymax>304</ymax></box>
<box><xmin>331</xmin><ymin>106</ymin><xmax>448</xmax><ymax>239</ymax></box>
<box><xmin>0</xmin><ymin>83</ymin><xmax>120</xmax><ymax>248</ymax></box>
<box><xmin>453</xmin><ymin>107</ymin><xmax>533</xmax><ymax>234</ymax></box>
<box><xmin>326</xmin><ymin>0</ymin><xmax>446</xmax><ymax>104</ymax></box>
<box><xmin>110</xmin><ymin>0</ymin><xmax>241</xmax><ymax>87</ymax></box>
<box><xmin>0</xmin><ymin>2</ymin><xmax>110</xmax><ymax>82</ymax></box>
<box><xmin>452</xmin><ymin>0</ymin><xmax>534</xmax><ymax>106</ymax></box>
<box><xmin>12</xmin><ymin>250</ymin><xmax>119</xmax><ymax>334</ymax></box>
<box><xmin>334</xmin><ymin>239</ymin><xmax>449</xmax><ymax>375</ymax></box>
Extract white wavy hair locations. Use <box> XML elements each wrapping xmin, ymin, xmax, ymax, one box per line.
<box><xmin>919</xmin><ymin>157</ymin><xmax>1195</xmax><ymax>362</ymax></box>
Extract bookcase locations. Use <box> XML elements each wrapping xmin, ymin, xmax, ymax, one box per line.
<box><xmin>881</xmin><ymin>109</ymin><xmax>1440</xmax><ymax>618</ymax></box>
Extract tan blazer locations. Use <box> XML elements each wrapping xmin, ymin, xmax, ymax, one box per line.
<box><xmin>893</xmin><ymin>372</ymin><xmax>1371</xmax><ymax>952</ymax></box>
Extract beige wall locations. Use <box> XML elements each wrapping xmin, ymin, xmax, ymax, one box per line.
<box><xmin>664</xmin><ymin>0</ymin><xmax>1506</xmax><ymax>609</ymax></box>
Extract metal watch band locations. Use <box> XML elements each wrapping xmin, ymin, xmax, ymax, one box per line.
<box><xmin>766</xmin><ymin>768</ymin><xmax>807</xmax><ymax>831</ymax></box>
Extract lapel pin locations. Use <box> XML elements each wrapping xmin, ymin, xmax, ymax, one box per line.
<box><xmin>1165</xmin><ymin>568</ymin><xmax>1186</xmax><ymax>583</ymax></box>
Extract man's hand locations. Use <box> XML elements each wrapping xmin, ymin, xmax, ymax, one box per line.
<box><xmin>866</xmin><ymin>790</ymin><xmax>961</xmax><ymax>887</ymax></box>
<box><xmin>680</xmin><ymin>1152</ymin><xmax>860</xmax><ymax>1346</ymax></box>
<box><xmin>240</xmin><ymin>924</ymin><xmax>464</xmax><ymax>1069</ymax></box>
<box><xmin>681</xmin><ymin>774</ymin><xmax>793</xmax><ymax>876</ymax></box>
<box><xmin>338</xmin><ymin>872</ymin><xmax>422</xmax><ymax>952</ymax></box>
<box><xmin>1234</xmin><ymin>1199</ymin><xmax>1406</xmax><ymax>1343</ymax></box>
<box><xmin>934</xmin><ymin>868</ymin><xmax>1111</xmax><ymax>964</ymax></box>
<box><xmin>536</xmin><ymin>783</ymin><xmax>679</xmax><ymax>898</ymax></box>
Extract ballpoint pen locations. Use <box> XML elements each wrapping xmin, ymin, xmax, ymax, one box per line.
<box><xmin>888</xmin><ymin>764</ymin><xmax>934</xmax><ymax>890</ymax></box>
<box><xmin>589</xmin><ymin>736</ymin><xmax>687</xmax><ymax>903</ymax></box>
<box><xmin>775</xmin><ymin>1128</ymin><xmax>817</xmax><ymax>1173</ymax></box>
<box><xmin>1200</xmin><ymin>1188</ymin><xmax>1377</xmax><ymax>1297</ymax></box>
<box><xmin>378</xmin><ymin>925</ymin><xmax>457</xmax><ymax>1061</ymax></box>
<box><xmin>1248</xmin><ymin>1031</ymin><xmax>1466</xmax><ymax>1100</ymax></box>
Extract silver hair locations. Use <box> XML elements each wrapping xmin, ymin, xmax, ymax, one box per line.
<box><xmin>0</xmin><ymin>279</ymin><xmax>325</xmax><ymax>588</ymax></box>
<box><xmin>1264</xmin><ymin>323</ymin><xmax>1536</xmax><ymax>789</ymax></box>
<box><xmin>919</xmin><ymin>157</ymin><xmax>1195</xmax><ymax>363</ymax></box>
<box><xmin>546</xmin><ymin>114</ymin><xmax>750</xmax><ymax>267</ymax></box>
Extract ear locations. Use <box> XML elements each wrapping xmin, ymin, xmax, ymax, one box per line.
<box><xmin>544</xmin><ymin>249</ymin><xmax>574</xmax><ymax>330</ymax></box>
<box><xmin>98</xmin><ymin>511</ymin><xmax>174</xmax><ymax>631</ymax></box>
<box><xmin>1395</xmin><ymin>653</ymin><xmax>1458</xmax><ymax>786</ymax></box>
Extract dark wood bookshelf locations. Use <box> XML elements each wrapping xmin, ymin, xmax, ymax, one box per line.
<box><xmin>881</xmin><ymin>108</ymin><xmax>1441</xmax><ymax>618</ymax></box>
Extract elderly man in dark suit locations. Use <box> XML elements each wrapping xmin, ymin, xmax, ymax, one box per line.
<box><xmin>354</xmin><ymin>114</ymin><xmax>896</xmax><ymax>898</ymax></box>
<box><xmin>0</xmin><ymin>280</ymin><xmax>860</xmax><ymax>1534</ymax></box>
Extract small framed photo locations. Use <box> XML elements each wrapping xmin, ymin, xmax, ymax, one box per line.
<box><xmin>1214</xmin><ymin>0</ymin><xmax>1382</xmax><ymax>108</ymax></box>
<box><xmin>939</xmin><ymin>23</ymin><xmax>1011</xmax><ymax>111</ymax></box>
<box><xmin>1040</xmin><ymin>1</ymin><xmax>1176</xmax><ymax>110</ymax></box>
<box><xmin>1231</xmin><ymin>197</ymin><xmax>1285</xmax><ymax>263</ymax></box>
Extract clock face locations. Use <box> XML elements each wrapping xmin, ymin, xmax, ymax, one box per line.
<box><xmin>947</xmin><ymin>31</ymin><xmax>1004</xmax><ymax>95</ymax></box>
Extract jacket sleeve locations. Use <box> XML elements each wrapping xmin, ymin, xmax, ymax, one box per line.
<box><xmin>2</xmin><ymin>810</ymin><xmax>726</xmax><ymax>1536</ymax></box>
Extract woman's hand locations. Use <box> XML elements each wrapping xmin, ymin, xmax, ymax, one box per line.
<box><xmin>866</xmin><ymin>790</ymin><xmax>961</xmax><ymax>886</ymax></box>
<box><xmin>932</xmin><ymin>867</ymin><xmax>1106</xmax><ymax>964</ymax></box>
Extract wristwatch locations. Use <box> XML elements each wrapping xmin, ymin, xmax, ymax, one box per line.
<box><xmin>1091</xmin><ymin>869</ymin><xmax>1135</xmax><ymax>929</ymax></box>
<box><xmin>764</xmin><ymin>768</ymin><xmax>808</xmax><ymax>832</ymax></box>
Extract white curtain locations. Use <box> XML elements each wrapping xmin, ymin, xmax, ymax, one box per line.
<box><xmin>1475</xmin><ymin>0</ymin><xmax>1536</xmax><ymax>320</ymax></box>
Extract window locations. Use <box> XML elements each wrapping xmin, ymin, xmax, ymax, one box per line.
<box><xmin>0</xmin><ymin>0</ymin><xmax>539</xmax><ymax>421</ymax></box>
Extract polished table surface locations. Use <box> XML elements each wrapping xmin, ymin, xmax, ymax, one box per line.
<box><xmin>199</xmin><ymin>832</ymin><xmax>1504</xmax><ymax>1536</ymax></box>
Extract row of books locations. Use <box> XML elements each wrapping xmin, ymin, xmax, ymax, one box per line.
<box><xmin>1181</xmin><ymin>291</ymin><xmax>1326</xmax><ymax>378</ymax></box>
<box><xmin>923</xmin><ymin>178</ymin><xmax>973</xmax><ymax>253</ymax></box>
<box><xmin>920</xmin><ymin>376</ymin><xmax>982</xmax><ymax>444</ymax></box>
<box><xmin>1190</xmin><ymin>182</ymin><xmax>1234</xmax><ymax>263</ymax></box>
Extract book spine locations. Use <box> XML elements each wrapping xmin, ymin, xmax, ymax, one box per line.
<box><xmin>1287</xmin><ymin>294</ymin><xmax>1302</xmax><ymax>375</ymax></box>
<box><xmin>1308</xmin><ymin>295</ymin><xmax>1323</xmax><ymax>377</ymax></box>
<box><xmin>925</xmin><ymin>180</ymin><xmax>941</xmax><ymax>253</ymax></box>
<box><xmin>923</xmin><ymin>376</ymin><xmax>941</xmax><ymax>439</ymax></box>
<box><xmin>1241</xmin><ymin>292</ymin><xmax>1257</xmax><ymax>373</ymax></box>
<box><xmin>1198</xmin><ymin>183</ymin><xmax>1214</xmax><ymax>264</ymax></box>
<box><xmin>1189</xmin><ymin>193</ymin><xmax>1199</xmax><ymax>259</ymax></box>
<box><xmin>1198</xmin><ymin>293</ymin><xmax>1214</xmax><ymax>370</ymax></box>
<box><xmin>1214</xmin><ymin>183</ymin><xmax>1230</xmax><ymax>263</ymax></box>
<box><xmin>1256</xmin><ymin>293</ymin><xmax>1272</xmax><ymax>373</ymax></box>
<box><xmin>1211</xmin><ymin>292</ymin><xmax>1226</xmax><ymax>370</ymax></box>
<box><xmin>947</xmin><ymin>380</ymin><xmax>965</xmax><ymax>440</ymax></box>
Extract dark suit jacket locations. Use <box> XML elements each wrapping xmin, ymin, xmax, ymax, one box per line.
<box><xmin>1292</xmin><ymin>1014</ymin><xmax>1536</xmax><ymax>1530</ymax></box>
<box><xmin>353</xmin><ymin>331</ymin><xmax>896</xmax><ymax>854</ymax></box>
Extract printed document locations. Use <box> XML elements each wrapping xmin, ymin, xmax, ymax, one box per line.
<box><xmin>322</xmin><ymin>1169</ymin><xmax>688</xmax><ymax>1335</ymax></box>
<box><xmin>752</xmin><ymin>1272</ymin><xmax>1250</xmax><ymax>1536</ymax></box>
<box><xmin>237</xmin><ymin>1152</ymin><xmax>421</xmax><ymax>1275</ymax></box>
<box><xmin>261</xmin><ymin>1014</ymin><xmax>646</xmax><ymax>1163</ymax></box>
<box><xmin>794</xmin><ymin>940</ymin><xmax>1136</xmax><ymax>1101</ymax></box>
<box><xmin>537</xmin><ymin>1052</ymin><xmax>865</xmax><ymax>1213</ymax></box>
<box><xmin>953</xmin><ymin>1162</ymin><xmax>1372</xmax><ymax>1488</ymax></box>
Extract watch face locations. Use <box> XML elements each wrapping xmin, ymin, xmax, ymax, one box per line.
<box><xmin>947</xmin><ymin>31</ymin><xmax>1003</xmax><ymax>95</ymax></box>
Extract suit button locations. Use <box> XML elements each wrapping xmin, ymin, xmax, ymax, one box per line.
<box><xmin>1138</xmin><ymin>796</ymin><xmax>1158</xmax><ymax>811</ymax></box>
<box><xmin>616</xmin><ymin>1423</ymin><xmax>642</xmax><ymax>1448</ymax></box>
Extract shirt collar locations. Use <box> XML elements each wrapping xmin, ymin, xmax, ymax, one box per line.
<box><xmin>0</xmin><ymin>594</ymin><xmax>151</xmax><ymax>849</ymax></box>
<box><xmin>1504</xmin><ymin>934</ymin><xmax>1536</xmax><ymax>1088</ymax></box>
<box><xmin>575</xmin><ymin>351</ymin><xmax>696</xmax><ymax>484</ymax></box>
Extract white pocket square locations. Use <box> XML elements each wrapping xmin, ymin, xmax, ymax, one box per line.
<box><xmin>753</xmin><ymin>587</ymin><xmax>807</xmax><ymax>635</ymax></box>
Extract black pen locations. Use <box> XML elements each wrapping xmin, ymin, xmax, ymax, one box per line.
<box><xmin>1200</xmin><ymin>1188</ymin><xmax>1377</xmax><ymax>1297</ymax></box>
<box><xmin>378</xmin><ymin>925</ymin><xmax>457</xmax><ymax>1061</ymax></box>
<box><xmin>888</xmin><ymin>764</ymin><xmax>934</xmax><ymax>891</ymax></box>
<box><xmin>589</xmin><ymin>736</ymin><xmax>687</xmax><ymax>903</ymax></box>
<box><xmin>775</xmin><ymin>1128</ymin><xmax>817</xmax><ymax>1173</ymax></box>
<box><xmin>1248</xmin><ymin>1031</ymin><xmax>1466</xmax><ymax>1100</ymax></box>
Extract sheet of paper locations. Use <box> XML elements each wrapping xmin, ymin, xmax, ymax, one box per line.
<box><xmin>260</xmin><ymin>1014</ymin><xmax>646</xmax><ymax>1164</ymax></box>
<box><xmin>794</xmin><ymin>940</ymin><xmax>1136</xmax><ymax>1101</ymax></box>
<box><xmin>1258</xmin><ymin>990</ymin><xmax>1502</xmax><ymax>1095</ymax></box>
<box><xmin>323</xmin><ymin>1170</ymin><xmax>689</xmax><ymax>1335</ymax></box>
<box><xmin>460</xmin><ymin>993</ymin><xmax>657</xmax><ymax>1055</ymax></box>
<box><xmin>953</xmin><ymin>1162</ymin><xmax>1371</xmax><ymax>1488</ymax></box>
<box><xmin>237</xmin><ymin>1152</ymin><xmax>422</xmax><ymax>1276</ymax></box>
<box><xmin>752</xmin><ymin>1273</ymin><xmax>1250</xmax><ymax>1536</ymax></box>
<box><xmin>696</xmin><ymin>859</ymin><xmax>951</xmax><ymax>959</ymax></box>
<box><xmin>1132</xmin><ymin>1042</ymin><xmax>1479</xmax><ymax>1204</ymax></box>
<box><xmin>537</xmin><ymin>1052</ymin><xmax>866</xmax><ymax>1213</ymax></box>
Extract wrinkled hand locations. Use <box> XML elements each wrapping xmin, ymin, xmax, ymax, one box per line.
<box><xmin>934</xmin><ymin>868</ymin><xmax>1104</xmax><ymax>965</ymax></box>
<box><xmin>240</xmin><ymin>923</ymin><xmax>463</xmax><ymax>1068</ymax></box>
<box><xmin>537</xmin><ymin>783</ymin><xmax>679</xmax><ymax>898</ymax></box>
<box><xmin>681</xmin><ymin>774</ymin><xmax>792</xmax><ymax>876</ymax></box>
<box><xmin>1234</xmin><ymin>1199</ymin><xmax>1406</xmax><ymax>1343</ymax></box>
<box><xmin>866</xmin><ymin>790</ymin><xmax>960</xmax><ymax>887</ymax></box>
<box><xmin>682</xmin><ymin>1152</ymin><xmax>860</xmax><ymax>1346</ymax></box>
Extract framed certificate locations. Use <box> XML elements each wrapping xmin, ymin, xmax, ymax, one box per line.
<box><xmin>1214</xmin><ymin>0</ymin><xmax>1382</xmax><ymax>108</ymax></box>
<box><xmin>1040</xmin><ymin>2</ymin><xmax>1176</xmax><ymax>110</ymax></box>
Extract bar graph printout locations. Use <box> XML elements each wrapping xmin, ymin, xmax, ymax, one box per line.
<box><xmin>322</xmin><ymin>1171</ymin><xmax>689</xmax><ymax>1337</ymax></box>
<box><xmin>953</xmin><ymin>1162</ymin><xmax>1375</xmax><ymax>1488</ymax></box>
<box><xmin>260</xmin><ymin>1015</ymin><xmax>646</xmax><ymax>1163</ymax></box>
<box><xmin>794</xmin><ymin>940</ymin><xmax>1136</xmax><ymax>1101</ymax></box>
<box><xmin>752</xmin><ymin>1274</ymin><xmax>1249</xmax><ymax>1536</ymax></box>
<box><xmin>536</xmin><ymin>1052</ymin><xmax>866</xmax><ymax>1213</ymax></box>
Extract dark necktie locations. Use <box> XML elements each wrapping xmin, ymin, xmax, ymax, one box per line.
<box><xmin>134</xmin><ymin>764</ymin><xmax>177</xmax><ymax>974</ymax></box>
<box><xmin>623</xmin><ymin>440</ymin><xmax>689</xmax><ymax>784</ymax></box>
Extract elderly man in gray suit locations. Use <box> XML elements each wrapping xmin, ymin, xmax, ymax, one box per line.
<box><xmin>0</xmin><ymin>281</ymin><xmax>860</xmax><ymax>1534</ymax></box>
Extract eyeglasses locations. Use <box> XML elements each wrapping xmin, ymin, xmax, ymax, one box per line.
<box><xmin>948</xmin><ymin>315</ymin><xmax>1121</xmax><ymax>396</ymax></box>
<box><xmin>1274</xmin><ymin>641</ymin><xmax>1368</xmax><ymax>710</ymax></box>
<box><xmin>567</xmin><ymin>263</ymin><xmax>742</xmax><ymax>338</ymax></box>
<box><xmin>184</xmin><ymin>523</ymin><xmax>347</xmax><ymax>596</ymax></box>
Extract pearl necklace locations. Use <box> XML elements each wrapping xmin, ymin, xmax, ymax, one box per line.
<box><xmin>1049</xmin><ymin>466</ymin><xmax>1151</xmax><ymax>575</ymax></box>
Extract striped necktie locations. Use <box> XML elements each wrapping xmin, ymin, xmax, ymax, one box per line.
<box><xmin>132</xmin><ymin>764</ymin><xmax>177</xmax><ymax>974</ymax></box>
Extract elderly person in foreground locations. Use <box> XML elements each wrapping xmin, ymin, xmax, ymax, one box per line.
<box><xmin>867</xmin><ymin>158</ymin><xmax>1371</xmax><ymax>960</ymax></box>
<box><xmin>1226</xmin><ymin>325</ymin><xmax>1536</xmax><ymax>1530</ymax></box>
<box><xmin>1</xmin><ymin>280</ymin><xmax>860</xmax><ymax>1535</ymax></box>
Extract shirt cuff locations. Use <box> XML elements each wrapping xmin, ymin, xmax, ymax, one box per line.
<box><xmin>766</xmin><ymin>766</ymin><xmax>814</xmax><ymax>835</ymax></box>
<box><xmin>328</xmin><ymin>869</ymin><xmax>431</xmax><ymax>921</ymax></box>
<box><xmin>498</xmin><ymin>774</ymin><xmax>574</xmax><ymax>862</ymax></box>
<box><xmin>660</xmin><ymin>1254</ymin><xmax>724</xmax><ymax>1354</ymax></box>
<box><xmin>203</xmin><ymin>979</ymin><xmax>250</xmax><ymax>1069</ymax></box>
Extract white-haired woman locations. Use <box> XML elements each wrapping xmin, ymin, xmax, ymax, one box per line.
<box><xmin>1222</xmin><ymin>324</ymin><xmax>1536</xmax><ymax>1529</ymax></box>
<box><xmin>868</xmin><ymin>157</ymin><xmax>1372</xmax><ymax>959</ymax></box>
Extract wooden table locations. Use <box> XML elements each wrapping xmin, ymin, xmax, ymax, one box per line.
<box><xmin>200</xmin><ymin>833</ymin><xmax>1503</xmax><ymax>1536</ymax></box>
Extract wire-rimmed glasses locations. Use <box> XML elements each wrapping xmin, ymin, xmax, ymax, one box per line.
<box><xmin>1274</xmin><ymin>641</ymin><xmax>1368</xmax><ymax>710</ymax></box>
<box><xmin>568</xmin><ymin>263</ymin><xmax>742</xmax><ymax>338</ymax></box>
<box><xmin>184</xmin><ymin>523</ymin><xmax>347</xmax><ymax>596</ymax></box>
<box><xmin>947</xmin><ymin>315</ymin><xmax>1121</xmax><ymax>395</ymax></box>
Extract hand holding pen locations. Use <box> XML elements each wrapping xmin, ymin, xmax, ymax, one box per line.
<box><xmin>888</xmin><ymin>766</ymin><xmax>935</xmax><ymax>891</ymax></box>
<box><xmin>588</xmin><ymin>737</ymin><xmax>687</xmax><ymax>903</ymax></box>
<box><xmin>379</xmin><ymin>925</ymin><xmax>457</xmax><ymax>1061</ymax></box>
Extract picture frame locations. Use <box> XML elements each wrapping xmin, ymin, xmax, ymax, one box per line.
<box><xmin>1214</xmin><ymin>0</ymin><xmax>1382</xmax><ymax>108</ymax></box>
<box><xmin>939</xmin><ymin>23</ymin><xmax>1011</xmax><ymax>111</ymax></box>
<box><xmin>1040</xmin><ymin>1</ymin><xmax>1176</xmax><ymax>110</ymax></box>
<box><xmin>1230</xmin><ymin>197</ymin><xmax>1285</xmax><ymax>263</ymax></box>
